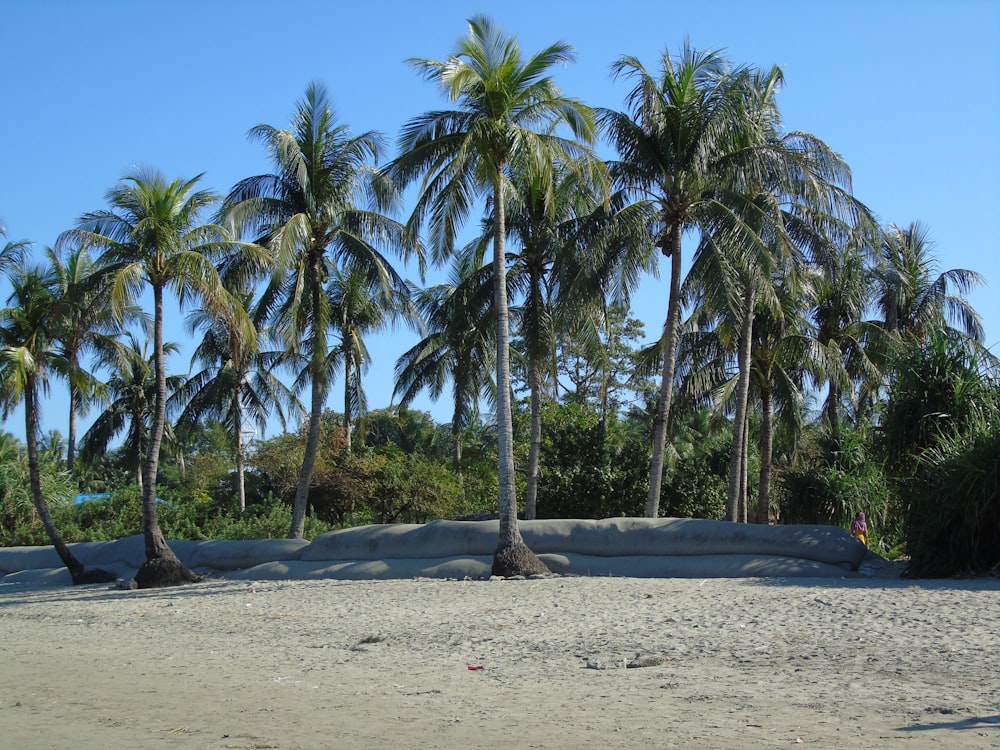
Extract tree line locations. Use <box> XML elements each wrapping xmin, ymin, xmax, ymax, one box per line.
<box><xmin>2</xmin><ymin>17</ymin><xmax>997</xmax><ymax>585</ymax></box>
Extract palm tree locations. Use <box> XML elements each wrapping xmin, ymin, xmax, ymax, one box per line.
<box><xmin>0</xmin><ymin>262</ymin><xmax>115</xmax><ymax>585</ymax></box>
<box><xmin>173</xmin><ymin>292</ymin><xmax>301</xmax><ymax>511</ymax></box>
<box><xmin>469</xmin><ymin>153</ymin><xmax>611</xmax><ymax>519</ymax></box>
<box><xmin>388</xmin><ymin>15</ymin><xmax>596</xmax><ymax>576</ymax></box>
<box><xmin>325</xmin><ymin>262</ymin><xmax>418</xmax><ymax>452</ymax></box>
<box><xmin>810</xmin><ymin>224</ymin><xmax>886</xmax><ymax>433</ymax></box>
<box><xmin>46</xmin><ymin>245</ymin><xmax>136</xmax><ymax>472</ymax></box>
<box><xmin>745</xmin><ymin>272</ymin><xmax>821</xmax><ymax>524</ymax></box>
<box><xmin>875</xmin><ymin>221</ymin><xmax>984</xmax><ymax>345</ymax></box>
<box><xmin>81</xmin><ymin>333</ymin><xmax>184</xmax><ymax>496</ymax></box>
<box><xmin>59</xmin><ymin>167</ymin><xmax>245</xmax><ymax>587</ymax></box>
<box><xmin>602</xmin><ymin>48</ymin><xmax>845</xmax><ymax>520</ymax></box>
<box><xmin>0</xmin><ymin>223</ymin><xmax>29</xmax><ymax>273</ymax></box>
<box><xmin>394</xmin><ymin>258</ymin><xmax>496</xmax><ymax>473</ymax></box>
<box><xmin>221</xmin><ymin>81</ymin><xmax>414</xmax><ymax>539</ymax></box>
<box><xmin>601</xmin><ymin>45</ymin><xmax>768</xmax><ymax>517</ymax></box>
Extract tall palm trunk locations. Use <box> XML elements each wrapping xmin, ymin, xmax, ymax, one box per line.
<box><xmin>826</xmin><ymin>381</ymin><xmax>841</xmax><ymax>435</ymax></box>
<box><xmin>756</xmin><ymin>385</ymin><xmax>773</xmax><ymax>524</ymax></box>
<box><xmin>451</xmin><ymin>419</ymin><xmax>463</xmax><ymax>473</ymax></box>
<box><xmin>142</xmin><ymin>283</ymin><xmax>171</xmax><ymax>558</ymax></box>
<box><xmin>66</xmin><ymin>383</ymin><xmax>79</xmax><ymax>472</ymax></box>
<box><xmin>344</xmin><ymin>342</ymin><xmax>354</xmax><ymax>452</ymax></box>
<box><xmin>234</xmin><ymin>388</ymin><xmax>246</xmax><ymax>512</ymax></box>
<box><xmin>25</xmin><ymin>376</ymin><xmax>86</xmax><ymax>583</ymax></box>
<box><xmin>490</xmin><ymin>173</ymin><xmax>547</xmax><ymax>576</ymax></box>
<box><xmin>727</xmin><ymin>284</ymin><xmax>755</xmax><ymax>521</ymax></box>
<box><xmin>739</xmin><ymin>415</ymin><xmax>750</xmax><ymax>523</ymax></box>
<box><xmin>646</xmin><ymin>223</ymin><xmax>683</xmax><ymax>517</ymax></box>
<box><xmin>289</xmin><ymin>253</ymin><xmax>326</xmax><ymax>539</ymax></box>
<box><xmin>132</xmin><ymin>403</ymin><xmax>144</xmax><ymax>494</ymax></box>
<box><xmin>134</xmin><ymin>283</ymin><xmax>197</xmax><ymax>587</ymax></box>
<box><xmin>524</xmin><ymin>357</ymin><xmax>543</xmax><ymax>520</ymax></box>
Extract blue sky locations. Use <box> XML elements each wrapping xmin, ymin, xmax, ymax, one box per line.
<box><xmin>1</xmin><ymin>0</ymin><xmax>998</xmax><ymax>441</ymax></box>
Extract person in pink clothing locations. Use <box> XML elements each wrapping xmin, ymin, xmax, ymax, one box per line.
<box><xmin>851</xmin><ymin>511</ymin><xmax>868</xmax><ymax>546</ymax></box>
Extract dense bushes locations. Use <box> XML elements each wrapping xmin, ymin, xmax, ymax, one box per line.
<box><xmin>883</xmin><ymin>334</ymin><xmax>1000</xmax><ymax>576</ymax></box>
<box><xmin>0</xmin><ymin>485</ymin><xmax>333</xmax><ymax>547</ymax></box>
<box><xmin>777</xmin><ymin>423</ymin><xmax>893</xmax><ymax>545</ymax></box>
<box><xmin>534</xmin><ymin>403</ymin><xmax>646</xmax><ymax>519</ymax></box>
<box><xmin>904</xmin><ymin>418</ymin><xmax>1000</xmax><ymax>576</ymax></box>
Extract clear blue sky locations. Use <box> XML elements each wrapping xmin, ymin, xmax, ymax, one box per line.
<box><xmin>1</xmin><ymin>0</ymin><xmax>997</xmax><ymax>442</ymax></box>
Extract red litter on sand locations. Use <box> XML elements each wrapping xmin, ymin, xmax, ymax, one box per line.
<box><xmin>467</xmin><ymin>665</ymin><xmax>484</xmax><ymax>671</ymax></box>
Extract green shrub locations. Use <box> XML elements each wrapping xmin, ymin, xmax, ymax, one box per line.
<box><xmin>535</xmin><ymin>403</ymin><xmax>647</xmax><ymax>519</ymax></box>
<box><xmin>904</xmin><ymin>411</ymin><xmax>1000</xmax><ymax>577</ymax></box>
<box><xmin>659</xmin><ymin>446</ymin><xmax>727</xmax><ymax>520</ymax></box>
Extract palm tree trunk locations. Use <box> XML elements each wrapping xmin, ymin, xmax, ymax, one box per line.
<box><xmin>757</xmin><ymin>385</ymin><xmax>773</xmax><ymax>524</ymax></box>
<box><xmin>727</xmin><ymin>284</ymin><xmax>755</xmax><ymax>522</ymax></box>
<box><xmin>66</xmin><ymin>382</ymin><xmax>78</xmax><ymax>472</ymax></box>
<box><xmin>290</xmin><ymin>356</ymin><xmax>324</xmax><ymax>539</ymax></box>
<box><xmin>646</xmin><ymin>223</ymin><xmax>684</xmax><ymax>517</ymax></box>
<box><xmin>452</xmin><ymin>418</ymin><xmax>463</xmax><ymax>471</ymax></box>
<box><xmin>132</xmin><ymin>415</ymin><xmax>144</xmax><ymax>494</ymax></box>
<box><xmin>234</xmin><ymin>390</ymin><xmax>246</xmax><ymax>512</ymax></box>
<box><xmin>290</xmin><ymin>257</ymin><xmax>327</xmax><ymax>539</ymax></box>
<box><xmin>25</xmin><ymin>376</ymin><xmax>86</xmax><ymax>583</ymax></box>
<box><xmin>142</xmin><ymin>283</ymin><xmax>170</xmax><ymax>558</ymax></box>
<box><xmin>739</xmin><ymin>414</ymin><xmax>750</xmax><ymax>523</ymax></box>
<box><xmin>344</xmin><ymin>343</ymin><xmax>353</xmax><ymax>452</ymax></box>
<box><xmin>524</xmin><ymin>357</ymin><xmax>543</xmax><ymax>520</ymax></box>
<box><xmin>490</xmin><ymin>174</ymin><xmax>547</xmax><ymax>577</ymax></box>
<box><xmin>826</xmin><ymin>380</ymin><xmax>841</xmax><ymax>435</ymax></box>
<box><xmin>133</xmin><ymin>283</ymin><xmax>198</xmax><ymax>588</ymax></box>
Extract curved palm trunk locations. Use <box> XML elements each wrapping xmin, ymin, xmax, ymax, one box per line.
<box><xmin>24</xmin><ymin>377</ymin><xmax>103</xmax><ymax>584</ymax></box>
<box><xmin>490</xmin><ymin>175</ymin><xmax>547</xmax><ymax>577</ymax></box>
<box><xmin>524</xmin><ymin>357</ymin><xmax>543</xmax><ymax>520</ymax></box>
<box><xmin>646</xmin><ymin>223</ymin><xmax>684</xmax><ymax>517</ymax></box>
<box><xmin>290</xmin><ymin>256</ymin><xmax>326</xmax><ymax>539</ymax></box>
<box><xmin>134</xmin><ymin>283</ymin><xmax>198</xmax><ymax>588</ymax></box>
<box><xmin>727</xmin><ymin>284</ymin><xmax>755</xmax><ymax>522</ymax></box>
<box><xmin>756</xmin><ymin>385</ymin><xmax>773</xmax><ymax>524</ymax></box>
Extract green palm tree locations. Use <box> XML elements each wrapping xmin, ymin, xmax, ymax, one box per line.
<box><xmin>173</xmin><ymin>292</ymin><xmax>302</xmax><ymax>511</ymax></box>
<box><xmin>60</xmin><ymin>167</ymin><xmax>245</xmax><ymax>587</ymax></box>
<box><xmin>325</xmin><ymin>262</ymin><xmax>418</xmax><ymax>452</ymax></box>
<box><xmin>745</xmin><ymin>272</ymin><xmax>822</xmax><ymax>524</ymax></box>
<box><xmin>810</xmin><ymin>225</ymin><xmax>886</xmax><ymax>433</ymax></box>
<box><xmin>221</xmin><ymin>81</ymin><xmax>414</xmax><ymax>539</ymax></box>
<box><xmin>602</xmin><ymin>45</ymin><xmax>787</xmax><ymax>517</ymax></box>
<box><xmin>0</xmin><ymin>262</ymin><xmax>115</xmax><ymax>584</ymax></box>
<box><xmin>875</xmin><ymin>221</ymin><xmax>984</xmax><ymax>344</ymax></box>
<box><xmin>46</xmin><ymin>245</ymin><xmax>140</xmax><ymax>472</ymax></box>
<box><xmin>81</xmin><ymin>333</ymin><xmax>184</xmax><ymax>496</ymax></box>
<box><xmin>693</xmin><ymin>159</ymin><xmax>861</xmax><ymax>522</ymax></box>
<box><xmin>471</xmin><ymin>153</ymin><xmax>612</xmax><ymax>519</ymax></box>
<box><xmin>0</xmin><ymin>223</ymin><xmax>29</xmax><ymax>273</ymax></box>
<box><xmin>394</xmin><ymin>258</ymin><xmax>497</xmax><ymax>473</ymax></box>
<box><xmin>388</xmin><ymin>16</ymin><xmax>596</xmax><ymax>575</ymax></box>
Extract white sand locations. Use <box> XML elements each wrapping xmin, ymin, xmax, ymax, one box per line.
<box><xmin>1</xmin><ymin>574</ymin><xmax>997</xmax><ymax>749</ymax></box>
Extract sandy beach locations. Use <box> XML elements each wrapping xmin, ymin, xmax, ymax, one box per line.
<box><xmin>1</xmin><ymin>574</ymin><xmax>997</xmax><ymax>749</ymax></box>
